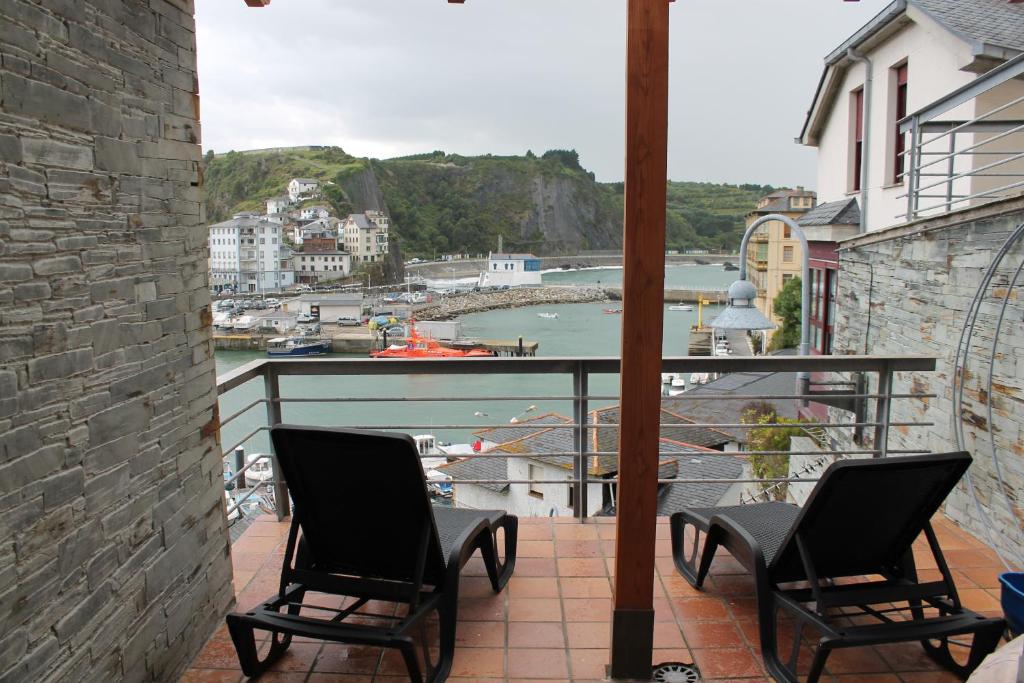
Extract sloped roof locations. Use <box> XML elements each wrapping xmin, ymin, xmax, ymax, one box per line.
<box><xmin>662</xmin><ymin>357</ymin><xmax>800</xmax><ymax>443</ymax></box>
<box><xmin>591</xmin><ymin>405</ymin><xmax>735</xmax><ymax>456</ymax></box>
<box><xmin>490</xmin><ymin>253</ymin><xmax>539</xmax><ymax>261</ymax></box>
<box><xmin>291</xmin><ymin>178</ymin><xmax>318</xmax><ymax>184</ymax></box>
<box><xmin>655</xmin><ymin>453</ymin><xmax>745</xmax><ymax>515</ymax></box>
<box><xmin>914</xmin><ymin>0</ymin><xmax>1024</xmax><ymax>54</ymax></box>
<box><xmin>798</xmin><ymin>198</ymin><xmax>861</xmax><ymax>227</ymax></box>
<box><xmin>474</xmin><ymin>413</ymin><xmax>571</xmax><ymax>447</ymax></box>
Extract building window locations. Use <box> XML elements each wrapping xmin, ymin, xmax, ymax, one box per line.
<box><xmin>852</xmin><ymin>87</ymin><xmax>865</xmax><ymax>192</ymax></box>
<box><xmin>783</xmin><ymin>246</ymin><xmax>794</xmax><ymax>263</ymax></box>
<box><xmin>893</xmin><ymin>63</ymin><xmax>908</xmax><ymax>183</ymax></box>
<box><xmin>567</xmin><ymin>477</ymin><xmax>575</xmax><ymax>509</ymax></box>
<box><xmin>528</xmin><ymin>464</ymin><xmax>543</xmax><ymax>499</ymax></box>
<box><xmin>783</xmin><ymin>225</ymin><xmax>791</xmax><ymax>239</ymax></box>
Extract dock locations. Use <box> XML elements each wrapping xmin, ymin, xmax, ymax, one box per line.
<box><xmin>480</xmin><ymin>339</ymin><xmax>539</xmax><ymax>357</ymax></box>
<box><xmin>605</xmin><ymin>287</ymin><xmax>727</xmax><ymax>304</ymax></box>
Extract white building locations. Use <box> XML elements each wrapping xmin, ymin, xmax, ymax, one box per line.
<box><xmin>299</xmin><ymin>206</ymin><xmax>330</xmax><ymax>221</ymax></box>
<box><xmin>292</xmin><ymin>218</ymin><xmax>335</xmax><ymax>246</ymax></box>
<box><xmin>293</xmin><ymin>251</ymin><xmax>352</xmax><ymax>283</ymax></box>
<box><xmin>341</xmin><ymin>211</ymin><xmax>390</xmax><ymax>263</ymax></box>
<box><xmin>208</xmin><ymin>213</ymin><xmax>291</xmax><ymax>293</ymax></box>
<box><xmin>441</xmin><ymin>412</ymin><xmax>745</xmax><ymax>518</ymax></box>
<box><xmin>478</xmin><ymin>252</ymin><xmax>542</xmax><ymax>288</ymax></box>
<box><xmin>798</xmin><ymin>0</ymin><xmax>1024</xmax><ymax>233</ymax></box>
<box><xmin>287</xmin><ymin>178</ymin><xmax>319</xmax><ymax>203</ymax></box>
<box><xmin>266</xmin><ymin>196</ymin><xmax>290</xmax><ymax>215</ymax></box>
<box><xmin>286</xmin><ymin>293</ymin><xmax>362</xmax><ymax>321</ymax></box>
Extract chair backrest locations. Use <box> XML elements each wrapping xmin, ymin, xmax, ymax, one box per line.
<box><xmin>769</xmin><ymin>452</ymin><xmax>971</xmax><ymax>582</ymax></box>
<box><xmin>270</xmin><ymin>425</ymin><xmax>447</xmax><ymax>587</ymax></box>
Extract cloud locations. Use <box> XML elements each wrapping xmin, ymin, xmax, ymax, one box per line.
<box><xmin>195</xmin><ymin>0</ymin><xmax>890</xmax><ymax>187</ymax></box>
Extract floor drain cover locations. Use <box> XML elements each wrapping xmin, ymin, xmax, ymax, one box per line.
<box><xmin>652</xmin><ymin>661</ymin><xmax>701</xmax><ymax>682</ymax></box>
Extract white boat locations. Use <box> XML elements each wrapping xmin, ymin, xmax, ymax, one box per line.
<box><xmin>661</xmin><ymin>373</ymin><xmax>676</xmax><ymax>384</ymax></box>
<box><xmin>698</xmin><ymin>373</ymin><xmax>711</xmax><ymax>384</ymax></box>
<box><xmin>537</xmin><ymin>312</ymin><xmax>559</xmax><ymax>319</ymax></box>
<box><xmin>667</xmin><ymin>386</ymin><xmax>686</xmax><ymax>397</ymax></box>
<box><xmin>671</xmin><ymin>377</ymin><xmax>686</xmax><ymax>389</ymax></box>
<box><xmin>668</xmin><ymin>304</ymin><xmax>694</xmax><ymax>311</ymax></box>
<box><xmin>244</xmin><ymin>454</ymin><xmax>273</xmax><ymax>488</ymax></box>
<box><xmin>689</xmin><ymin>372</ymin><xmax>701</xmax><ymax>385</ymax></box>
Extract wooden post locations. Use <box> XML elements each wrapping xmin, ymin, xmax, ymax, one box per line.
<box><xmin>610</xmin><ymin>0</ymin><xmax>669</xmax><ymax>678</ymax></box>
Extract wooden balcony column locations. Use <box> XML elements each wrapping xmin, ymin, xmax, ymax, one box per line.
<box><xmin>612</xmin><ymin>0</ymin><xmax>670</xmax><ymax>679</ymax></box>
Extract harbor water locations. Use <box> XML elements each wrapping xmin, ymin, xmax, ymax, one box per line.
<box><xmin>216</xmin><ymin>265</ymin><xmax>734</xmax><ymax>454</ymax></box>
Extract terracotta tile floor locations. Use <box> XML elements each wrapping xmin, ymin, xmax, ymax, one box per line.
<box><xmin>183</xmin><ymin>514</ymin><xmax>1008</xmax><ymax>682</ymax></box>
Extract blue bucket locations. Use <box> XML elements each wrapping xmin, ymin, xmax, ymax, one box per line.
<box><xmin>999</xmin><ymin>572</ymin><xmax>1024</xmax><ymax>636</ymax></box>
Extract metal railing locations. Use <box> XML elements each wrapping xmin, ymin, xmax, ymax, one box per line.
<box><xmin>900</xmin><ymin>52</ymin><xmax>1024</xmax><ymax>220</ymax></box>
<box><xmin>215</xmin><ymin>354</ymin><xmax>935</xmax><ymax>526</ymax></box>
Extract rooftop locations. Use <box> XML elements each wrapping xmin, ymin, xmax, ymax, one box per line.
<box><xmin>184</xmin><ymin>512</ymin><xmax>1006</xmax><ymax>681</ymax></box>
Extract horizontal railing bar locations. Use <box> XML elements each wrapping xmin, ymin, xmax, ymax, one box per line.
<box><xmin>913</xmin><ymin>147</ymin><xmax>1024</xmax><ymax>194</ymax></box>
<box><xmin>215</xmin><ymin>355</ymin><xmax>938</xmax><ymax>388</ymax></box>
<box><xmin>448</xmin><ymin>478</ymin><xmax>822</xmax><ymax>485</ymax></box>
<box><xmin>219</xmin><ymin>398</ymin><xmax>268</xmax><ymax>429</ymax></box>
<box><xmin>269</xmin><ymin>391</ymin><xmax>935</xmax><ymax>404</ymax></box>
<box><xmin>442</xmin><ymin>448</ymin><xmax>927</xmax><ymax>459</ymax></box>
<box><xmin>332</xmin><ymin>421</ymin><xmax>931</xmax><ymax>430</ymax></box>
<box><xmin>918</xmin><ymin>172</ymin><xmax>1024</xmax><ymax>178</ymax></box>
<box><xmin>221</xmin><ymin>426</ymin><xmax>268</xmax><ymax>459</ymax></box>
<box><xmin>927</xmin><ymin>177</ymin><xmax>1024</xmax><ymax>211</ymax></box>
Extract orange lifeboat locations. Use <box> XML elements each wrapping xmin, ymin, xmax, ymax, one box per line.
<box><xmin>370</xmin><ymin>321</ymin><xmax>494</xmax><ymax>358</ymax></box>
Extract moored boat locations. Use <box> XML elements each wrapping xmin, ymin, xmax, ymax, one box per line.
<box><xmin>371</xmin><ymin>321</ymin><xmax>495</xmax><ymax>358</ymax></box>
<box><xmin>267</xmin><ymin>336</ymin><xmax>332</xmax><ymax>356</ymax></box>
<box><xmin>603</xmin><ymin>308</ymin><xmax>623</xmax><ymax>314</ymax></box>
<box><xmin>668</xmin><ymin>304</ymin><xmax>694</xmax><ymax>311</ymax></box>
<box><xmin>537</xmin><ymin>312</ymin><xmax>559</xmax><ymax>319</ymax></box>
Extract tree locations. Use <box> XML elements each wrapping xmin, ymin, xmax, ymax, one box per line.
<box><xmin>741</xmin><ymin>402</ymin><xmax>805</xmax><ymax>501</ymax></box>
<box><xmin>768</xmin><ymin>276</ymin><xmax>802</xmax><ymax>351</ymax></box>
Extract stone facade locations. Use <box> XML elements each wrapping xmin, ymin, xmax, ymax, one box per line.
<box><xmin>0</xmin><ymin>1</ymin><xmax>233</xmax><ymax>681</ymax></box>
<box><xmin>828</xmin><ymin>197</ymin><xmax>1024</xmax><ymax>565</ymax></box>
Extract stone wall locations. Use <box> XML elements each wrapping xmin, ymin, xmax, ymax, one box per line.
<box><xmin>830</xmin><ymin>197</ymin><xmax>1024</xmax><ymax>565</ymax></box>
<box><xmin>0</xmin><ymin>1</ymin><xmax>233</xmax><ymax>681</ymax></box>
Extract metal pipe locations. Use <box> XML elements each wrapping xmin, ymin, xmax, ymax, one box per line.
<box><xmin>847</xmin><ymin>48</ymin><xmax>873</xmax><ymax>233</ymax></box>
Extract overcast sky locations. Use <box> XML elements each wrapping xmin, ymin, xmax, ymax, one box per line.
<box><xmin>195</xmin><ymin>0</ymin><xmax>890</xmax><ymax>188</ymax></box>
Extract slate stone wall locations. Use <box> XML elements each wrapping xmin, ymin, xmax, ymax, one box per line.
<box><xmin>0</xmin><ymin>1</ymin><xmax>233</xmax><ymax>680</ymax></box>
<box><xmin>830</xmin><ymin>198</ymin><xmax>1024</xmax><ymax>564</ymax></box>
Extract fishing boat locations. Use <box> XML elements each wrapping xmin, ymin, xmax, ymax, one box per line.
<box><xmin>537</xmin><ymin>312</ymin><xmax>559</xmax><ymax>319</ymax></box>
<box><xmin>668</xmin><ymin>304</ymin><xmax>694</xmax><ymax>312</ymax></box>
<box><xmin>603</xmin><ymin>308</ymin><xmax>623</xmax><ymax>314</ymax></box>
<box><xmin>266</xmin><ymin>336</ymin><xmax>332</xmax><ymax>356</ymax></box>
<box><xmin>371</xmin><ymin>321</ymin><xmax>495</xmax><ymax>358</ymax></box>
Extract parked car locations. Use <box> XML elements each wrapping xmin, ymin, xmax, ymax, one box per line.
<box><xmin>336</xmin><ymin>317</ymin><xmax>360</xmax><ymax>326</ymax></box>
<box><xmin>297</xmin><ymin>313</ymin><xmax>314</xmax><ymax>323</ymax></box>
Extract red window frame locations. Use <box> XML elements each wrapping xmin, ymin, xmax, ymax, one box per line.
<box><xmin>893</xmin><ymin>64</ymin><xmax>908</xmax><ymax>183</ymax></box>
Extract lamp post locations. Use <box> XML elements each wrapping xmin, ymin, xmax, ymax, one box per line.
<box><xmin>710</xmin><ymin>212</ymin><xmax>812</xmax><ymax>384</ymax></box>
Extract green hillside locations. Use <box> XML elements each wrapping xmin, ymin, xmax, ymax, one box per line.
<box><xmin>203</xmin><ymin>145</ymin><xmax>779</xmax><ymax>255</ymax></box>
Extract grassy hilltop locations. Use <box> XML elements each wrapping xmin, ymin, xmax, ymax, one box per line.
<box><xmin>203</xmin><ymin>145</ymin><xmax>779</xmax><ymax>256</ymax></box>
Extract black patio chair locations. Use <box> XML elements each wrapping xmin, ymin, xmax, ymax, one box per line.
<box><xmin>669</xmin><ymin>452</ymin><xmax>1005</xmax><ymax>682</ymax></box>
<box><xmin>226</xmin><ymin>425</ymin><xmax>517</xmax><ymax>681</ymax></box>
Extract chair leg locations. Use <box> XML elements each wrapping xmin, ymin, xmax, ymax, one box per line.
<box><xmin>920</xmin><ymin>621</ymin><xmax>1005</xmax><ymax>678</ymax></box>
<box><xmin>670</xmin><ymin>514</ymin><xmax>712</xmax><ymax>588</ymax></box>
<box><xmin>225</xmin><ymin>615</ymin><xmax>291</xmax><ymax>678</ymax></box>
<box><xmin>397</xmin><ymin>637</ymin><xmax>425</xmax><ymax>683</ymax></box>
<box><xmin>431</xmin><ymin>592</ymin><xmax>457</xmax><ymax>683</ymax></box>
<box><xmin>481</xmin><ymin>516</ymin><xmax>517</xmax><ymax>592</ymax></box>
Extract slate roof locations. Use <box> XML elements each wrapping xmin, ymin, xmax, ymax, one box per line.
<box><xmin>913</xmin><ymin>0</ymin><xmax>1024</xmax><ymax>53</ymax></box>
<box><xmin>474</xmin><ymin>414</ymin><xmax>572</xmax><ymax>448</ymax></box>
<box><xmin>799</xmin><ymin>198</ymin><xmax>861</xmax><ymax>227</ymax></box>
<box><xmin>591</xmin><ymin>406</ymin><xmax>735</xmax><ymax>458</ymax></box>
<box><xmin>662</xmin><ymin>352</ymin><xmax>800</xmax><ymax>443</ymax></box>
<box><xmin>490</xmin><ymin>253</ymin><xmax>539</xmax><ymax>261</ymax></box>
<box><xmin>439</xmin><ymin>455</ymin><xmax>509</xmax><ymax>492</ymax></box>
<box><xmin>655</xmin><ymin>453</ymin><xmax>745</xmax><ymax>515</ymax></box>
<box><xmin>291</xmin><ymin>178</ymin><xmax>318</xmax><ymax>185</ymax></box>
<box><xmin>347</xmin><ymin>214</ymin><xmax>372</xmax><ymax>230</ymax></box>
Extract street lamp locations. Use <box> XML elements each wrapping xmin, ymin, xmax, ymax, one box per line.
<box><xmin>709</xmin><ymin>213</ymin><xmax>811</xmax><ymax>382</ymax></box>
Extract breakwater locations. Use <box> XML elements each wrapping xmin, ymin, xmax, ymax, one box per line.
<box><xmin>415</xmin><ymin>286</ymin><xmax>608</xmax><ymax>320</ymax></box>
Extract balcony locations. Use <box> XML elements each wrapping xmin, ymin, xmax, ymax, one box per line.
<box><xmin>185</xmin><ymin>513</ymin><xmax>1003</xmax><ymax>681</ymax></box>
<box><xmin>184</xmin><ymin>353</ymin><xmax>1010</xmax><ymax>680</ymax></box>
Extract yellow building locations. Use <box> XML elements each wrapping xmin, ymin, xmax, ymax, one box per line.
<box><xmin>745</xmin><ymin>188</ymin><xmax>816</xmax><ymax>326</ymax></box>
